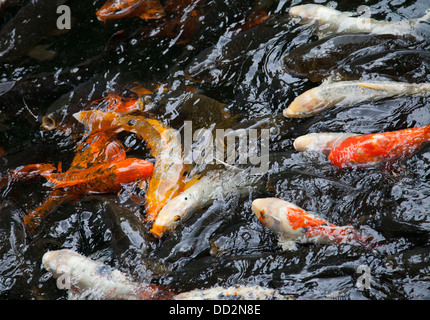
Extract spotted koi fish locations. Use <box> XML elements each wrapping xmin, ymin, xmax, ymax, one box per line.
<box><xmin>252</xmin><ymin>197</ymin><xmax>368</xmax><ymax>250</ymax></box>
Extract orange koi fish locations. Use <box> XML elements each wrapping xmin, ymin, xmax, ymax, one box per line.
<box><xmin>74</xmin><ymin>110</ymin><xmax>186</xmax><ymax>221</ymax></box>
<box><xmin>96</xmin><ymin>0</ymin><xmax>165</xmax><ymax>22</ymax></box>
<box><xmin>252</xmin><ymin>197</ymin><xmax>368</xmax><ymax>250</ymax></box>
<box><xmin>43</xmin><ymin>158</ymin><xmax>153</xmax><ymax>191</ymax></box>
<box><xmin>87</xmin><ymin>84</ymin><xmax>153</xmax><ymax>115</ymax></box>
<box><xmin>22</xmin><ymin>158</ymin><xmax>153</xmax><ymax>233</ymax></box>
<box><xmin>328</xmin><ymin>125</ymin><xmax>430</xmax><ymax>169</ymax></box>
<box><xmin>71</xmin><ymin>131</ymin><xmax>127</xmax><ymax>169</ymax></box>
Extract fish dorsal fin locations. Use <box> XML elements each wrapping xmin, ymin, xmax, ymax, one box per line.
<box><xmin>320</xmin><ymin>77</ymin><xmax>336</xmax><ymax>86</ymax></box>
<box><xmin>357</xmin><ymin>82</ymin><xmax>390</xmax><ymax>91</ymax></box>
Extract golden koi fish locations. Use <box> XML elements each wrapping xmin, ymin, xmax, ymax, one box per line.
<box><xmin>73</xmin><ymin>110</ymin><xmax>186</xmax><ymax>221</ymax></box>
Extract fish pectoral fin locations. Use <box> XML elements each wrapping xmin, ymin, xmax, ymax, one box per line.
<box><xmin>358</xmin><ymin>83</ymin><xmax>388</xmax><ymax>91</ymax></box>
<box><xmin>277</xmin><ymin>235</ymin><xmax>298</xmax><ymax>251</ymax></box>
<box><xmin>27</xmin><ymin>44</ymin><xmax>56</xmax><ymax>61</ymax></box>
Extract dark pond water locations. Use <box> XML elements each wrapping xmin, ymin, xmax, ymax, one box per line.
<box><xmin>0</xmin><ymin>0</ymin><xmax>430</xmax><ymax>300</ymax></box>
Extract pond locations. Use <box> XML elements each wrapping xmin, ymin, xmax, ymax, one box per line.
<box><xmin>0</xmin><ymin>0</ymin><xmax>429</xmax><ymax>300</ymax></box>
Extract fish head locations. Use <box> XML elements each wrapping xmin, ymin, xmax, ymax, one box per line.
<box><xmin>283</xmin><ymin>53</ymin><xmax>311</xmax><ymax>77</ymax></box>
<box><xmin>150</xmin><ymin>191</ymin><xmax>197</xmax><ymax>238</ymax></box>
<box><xmin>42</xmin><ymin>249</ymin><xmax>82</xmax><ymax>278</ymax></box>
<box><xmin>289</xmin><ymin>4</ymin><xmax>336</xmax><ymax>25</ymax></box>
<box><xmin>42</xmin><ymin>111</ymin><xmax>63</xmax><ymax>131</ymax></box>
<box><xmin>252</xmin><ymin>197</ymin><xmax>288</xmax><ymax>232</ymax></box>
<box><xmin>73</xmin><ymin>110</ymin><xmax>123</xmax><ymax>133</ymax></box>
<box><xmin>283</xmin><ymin>40</ymin><xmax>337</xmax><ymax>82</ymax></box>
<box><xmin>283</xmin><ymin>88</ymin><xmax>327</xmax><ymax>118</ymax></box>
<box><xmin>293</xmin><ymin>132</ymin><xmax>359</xmax><ymax>156</ymax></box>
<box><xmin>184</xmin><ymin>47</ymin><xmax>223</xmax><ymax>84</ymax></box>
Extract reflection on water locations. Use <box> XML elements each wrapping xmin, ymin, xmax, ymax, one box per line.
<box><xmin>0</xmin><ymin>0</ymin><xmax>430</xmax><ymax>299</ymax></box>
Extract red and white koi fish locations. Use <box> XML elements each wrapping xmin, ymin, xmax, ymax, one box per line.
<box><xmin>328</xmin><ymin>125</ymin><xmax>430</xmax><ymax>169</ymax></box>
<box><xmin>252</xmin><ymin>197</ymin><xmax>368</xmax><ymax>250</ymax></box>
<box><xmin>294</xmin><ymin>125</ymin><xmax>430</xmax><ymax>169</ymax></box>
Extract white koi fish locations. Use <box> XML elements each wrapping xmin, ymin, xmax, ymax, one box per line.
<box><xmin>43</xmin><ymin>249</ymin><xmax>287</xmax><ymax>300</ymax></box>
<box><xmin>289</xmin><ymin>4</ymin><xmax>430</xmax><ymax>40</ymax></box>
<box><xmin>151</xmin><ymin>169</ymin><xmax>263</xmax><ymax>238</ymax></box>
<box><xmin>284</xmin><ymin>81</ymin><xmax>430</xmax><ymax>118</ymax></box>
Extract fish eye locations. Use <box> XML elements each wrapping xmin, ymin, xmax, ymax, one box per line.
<box><xmin>127</xmin><ymin>119</ymin><xmax>136</xmax><ymax>126</ymax></box>
<box><xmin>174</xmin><ymin>215</ymin><xmax>181</xmax><ymax>222</ymax></box>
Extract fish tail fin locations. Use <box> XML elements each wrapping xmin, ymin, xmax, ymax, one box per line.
<box><xmin>0</xmin><ymin>164</ymin><xmax>56</xmax><ymax>190</ymax></box>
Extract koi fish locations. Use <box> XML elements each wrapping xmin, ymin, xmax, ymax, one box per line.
<box><xmin>333</xmin><ymin>49</ymin><xmax>430</xmax><ymax>83</ymax></box>
<box><xmin>71</xmin><ymin>131</ymin><xmax>127</xmax><ymax>169</ymax></box>
<box><xmin>42</xmin><ymin>158</ymin><xmax>153</xmax><ymax>191</ymax></box>
<box><xmin>96</xmin><ymin>0</ymin><xmax>165</xmax><ymax>22</ymax></box>
<box><xmin>174</xmin><ymin>285</ymin><xmax>288</xmax><ymax>300</ymax></box>
<box><xmin>328</xmin><ymin>125</ymin><xmax>430</xmax><ymax>169</ymax></box>
<box><xmin>43</xmin><ymin>249</ymin><xmax>286</xmax><ymax>300</ymax></box>
<box><xmin>289</xmin><ymin>4</ymin><xmax>430</xmax><ymax>40</ymax></box>
<box><xmin>150</xmin><ymin>169</ymin><xmax>263</xmax><ymax>238</ymax></box>
<box><xmin>252</xmin><ymin>197</ymin><xmax>367</xmax><ymax>250</ymax></box>
<box><xmin>41</xmin><ymin>82</ymin><xmax>151</xmax><ymax>132</ymax></box>
<box><xmin>22</xmin><ymin>158</ymin><xmax>153</xmax><ymax>233</ymax></box>
<box><xmin>293</xmin><ymin>125</ymin><xmax>430</xmax><ymax>169</ymax></box>
<box><xmin>73</xmin><ymin>110</ymin><xmax>185</xmax><ymax>221</ymax></box>
<box><xmin>42</xmin><ymin>249</ymin><xmax>173</xmax><ymax>300</ymax></box>
<box><xmin>283</xmin><ymin>81</ymin><xmax>430</xmax><ymax>118</ymax></box>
